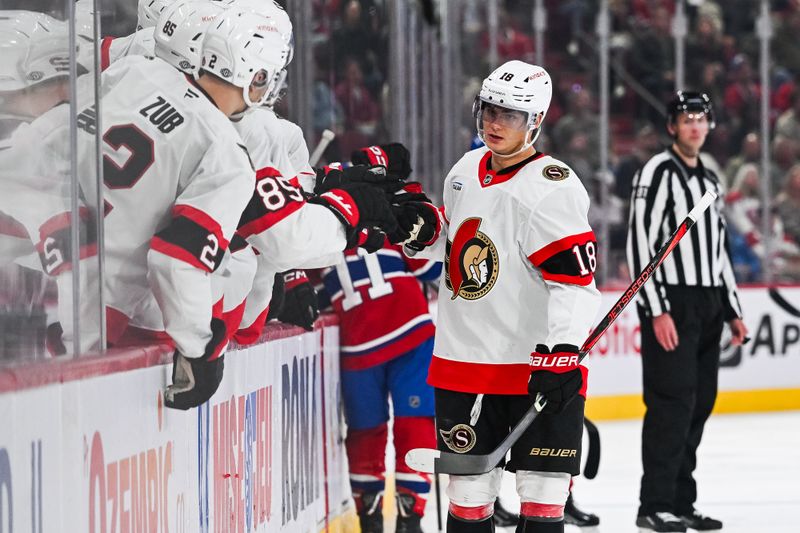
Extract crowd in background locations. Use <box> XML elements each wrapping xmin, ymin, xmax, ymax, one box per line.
<box><xmin>303</xmin><ymin>0</ymin><xmax>800</xmax><ymax>284</ymax></box>
<box><xmin>11</xmin><ymin>0</ymin><xmax>799</xmax><ymax>282</ymax></box>
<box><xmin>28</xmin><ymin>0</ymin><xmax>798</xmax><ymax>285</ymax></box>
<box><xmin>2</xmin><ymin>0</ymin><xmax>800</xmax><ymax>363</ymax></box>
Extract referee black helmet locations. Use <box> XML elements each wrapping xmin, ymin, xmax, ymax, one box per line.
<box><xmin>666</xmin><ymin>91</ymin><xmax>716</xmax><ymax>129</ymax></box>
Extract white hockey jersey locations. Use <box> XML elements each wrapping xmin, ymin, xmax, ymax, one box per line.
<box><xmin>100</xmin><ymin>29</ymin><xmax>155</xmax><ymax>71</ymax></box>
<box><xmin>257</xmin><ymin>108</ymin><xmax>316</xmax><ymax>193</ymax></box>
<box><xmin>217</xmin><ymin>109</ymin><xmax>345</xmax><ymax>343</ymax></box>
<box><xmin>75</xmin><ymin>55</ymin><xmax>253</xmax><ymax>358</ymax></box>
<box><xmin>96</xmin><ymin>28</ymin><xmax>336</xmax><ymax>345</ymax></box>
<box><xmin>414</xmin><ymin>148</ymin><xmax>601</xmax><ymax>395</ymax></box>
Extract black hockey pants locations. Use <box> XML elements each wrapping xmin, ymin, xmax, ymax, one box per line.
<box><xmin>637</xmin><ymin>286</ymin><xmax>725</xmax><ymax>516</ymax></box>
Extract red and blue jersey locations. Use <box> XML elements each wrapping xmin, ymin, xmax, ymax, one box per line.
<box><xmin>317</xmin><ymin>241</ymin><xmax>441</xmax><ymax>371</ymax></box>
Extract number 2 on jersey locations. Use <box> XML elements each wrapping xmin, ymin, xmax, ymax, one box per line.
<box><xmin>335</xmin><ymin>250</ymin><xmax>394</xmax><ymax>311</ymax></box>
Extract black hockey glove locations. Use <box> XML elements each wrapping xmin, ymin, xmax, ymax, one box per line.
<box><xmin>390</xmin><ymin>201</ymin><xmax>440</xmax><ymax>248</ymax></box>
<box><xmin>313</xmin><ymin>164</ymin><xmax>406</xmax><ymax>196</ymax></box>
<box><xmin>351</xmin><ymin>142</ymin><xmax>413</xmax><ymax>180</ymax></box>
<box><xmin>388</xmin><ymin>182</ymin><xmax>439</xmax><ymax>246</ymax></box>
<box><xmin>528</xmin><ymin>344</ymin><xmax>583</xmax><ymax>414</ymax></box>
<box><xmin>164</xmin><ymin>351</ymin><xmax>224</xmax><ymax>410</ymax></box>
<box><xmin>309</xmin><ymin>183</ymin><xmax>399</xmax><ymax>248</ymax></box>
<box><xmin>164</xmin><ymin>318</ymin><xmax>227</xmax><ymax>410</ymax></box>
<box><xmin>354</xmin><ymin>227</ymin><xmax>388</xmax><ymax>252</ymax></box>
<box><xmin>277</xmin><ymin>270</ymin><xmax>319</xmax><ymax>331</ymax></box>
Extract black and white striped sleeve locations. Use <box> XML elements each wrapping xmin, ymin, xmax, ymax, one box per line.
<box><xmin>719</xmin><ymin>230</ymin><xmax>744</xmax><ymax>320</ymax></box>
<box><xmin>626</xmin><ymin>153</ymin><xmax>672</xmax><ymax>316</ymax></box>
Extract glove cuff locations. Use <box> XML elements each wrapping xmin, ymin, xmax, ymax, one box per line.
<box><xmin>283</xmin><ymin>269</ymin><xmax>309</xmax><ymax>290</ymax></box>
<box><xmin>310</xmin><ymin>189</ymin><xmax>360</xmax><ymax>229</ymax></box>
<box><xmin>529</xmin><ymin>344</ymin><xmax>581</xmax><ymax>373</ymax></box>
<box><xmin>419</xmin><ymin>203</ymin><xmax>442</xmax><ymax>245</ymax></box>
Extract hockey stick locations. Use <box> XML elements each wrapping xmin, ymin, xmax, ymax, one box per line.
<box><xmin>405</xmin><ymin>190</ymin><xmax>718</xmax><ymax>475</ymax></box>
<box><xmin>434</xmin><ymin>473</ymin><xmax>443</xmax><ymax>532</ymax></box>
<box><xmin>582</xmin><ymin>417</ymin><xmax>600</xmax><ymax>479</ymax></box>
<box><xmin>308</xmin><ymin>129</ymin><xmax>336</xmax><ymax>166</ymax></box>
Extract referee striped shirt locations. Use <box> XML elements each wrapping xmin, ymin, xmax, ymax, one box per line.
<box><xmin>626</xmin><ymin>146</ymin><xmax>743</xmax><ymax>318</ymax></box>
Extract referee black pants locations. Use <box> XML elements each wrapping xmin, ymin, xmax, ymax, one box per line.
<box><xmin>637</xmin><ymin>286</ymin><xmax>725</xmax><ymax>516</ymax></box>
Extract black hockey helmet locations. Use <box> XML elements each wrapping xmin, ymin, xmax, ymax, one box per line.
<box><xmin>666</xmin><ymin>91</ymin><xmax>716</xmax><ymax>129</ymax></box>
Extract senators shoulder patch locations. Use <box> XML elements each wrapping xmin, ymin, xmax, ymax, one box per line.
<box><xmin>542</xmin><ymin>165</ymin><xmax>570</xmax><ymax>181</ymax></box>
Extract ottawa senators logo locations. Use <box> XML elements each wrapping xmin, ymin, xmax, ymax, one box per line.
<box><xmin>439</xmin><ymin>424</ymin><xmax>477</xmax><ymax>454</ymax></box>
<box><xmin>444</xmin><ymin>218</ymin><xmax>499</xmax><ymax>300</ymax></box>
<box><xmin>542</xmin><ymin>165</ymin><xmax>570</xmax><ymax>181</ymax></box>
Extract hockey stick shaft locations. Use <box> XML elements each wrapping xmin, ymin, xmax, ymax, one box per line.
<box><xmin>407</xmin><ymin>190</ymin><xmax>717</xmax><ymax>475</ymax></box>
<box><xmin>578</xmin><ymin>188</ymin><xmax>716</xmax><ymax>356</ymax></box>
<box><xmin>308</xmin><ymin>129</ymin><xmax>335</xmax><ymax>166</ymax></box>
<box><xmin>434</xmin><ymin>473</ymin><xmax>443</xmax><ymax>532</ymax></box>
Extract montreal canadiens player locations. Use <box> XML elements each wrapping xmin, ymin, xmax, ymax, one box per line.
<box><xmin>316</xmin><ymin>143</ymin><xmax>441</xmax><ymax>533</ymax></box>
<box><xmin>399</xmin><ymin>60</ymin><xmax>601</xmax><ymax>533</ymax></box>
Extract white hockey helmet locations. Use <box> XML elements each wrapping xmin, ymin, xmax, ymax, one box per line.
<box><xmin>201</xmin><ymin>8</ymin><xmax>291</xmax><ymax>108</ymax></box>
<box><xmin>138</xmin><ymin>0</ymin><xmax>176</xmax><ymax>30</ymax></box>
<box><xmin>473</xmin><ymin>60</ymin><xmax>552</xmax><ymax>153</ymax></box>
<box><xmin>0</xmin><ymin>11</ymin><xmax>72</xmax><ymax>94</ymax></box>
<box><xmin>216</xmin><ymin>0</ymin><xmax>293</xmax><ymax>54</ymax></box>
<box><xmin>216</xmin><ymin>0</ymin><xmax>294</xmax><ymax>107</ymax></box>
<box><xmin>154</xmin><ymin>0</ymin><xmax>224</xmax><ymax>74</ymax></box>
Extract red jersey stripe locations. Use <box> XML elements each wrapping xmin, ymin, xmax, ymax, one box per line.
<box><xmin>528</xmin><ymin>231</ymin><xmax>596</xmax><ymax>267</ymax></box>
<box><xmin>151</xmin><ymin>236</ymin><xmax>212</xmax><ymax>272</ymax></box>
<box><xmin>172</xmin><ymin>204</ymin><xmax>228</xmax><ymax>249</ymax></box>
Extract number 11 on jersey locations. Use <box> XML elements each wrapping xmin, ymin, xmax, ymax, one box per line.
<box><xmin>335</xmin><ymin>250</ymin><xmax>394</xmax><ymax>311</ymax></box>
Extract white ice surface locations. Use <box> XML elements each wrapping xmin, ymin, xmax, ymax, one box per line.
<box><xmin>414</xmin><ymin>411</ymin><xmax>800</xmax><ymax>533</ymax></box>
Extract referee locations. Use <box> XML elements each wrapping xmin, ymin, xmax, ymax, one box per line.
<box><xmin>626</xmin><ymin>91</ymin><xmax>748</xmax><ymax>533</ymax></box>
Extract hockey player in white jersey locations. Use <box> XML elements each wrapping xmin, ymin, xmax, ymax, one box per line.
<box><xmin>400</xmin><ymin>61</ymin><xmax>601</xmax><ymax>533</ymax></box>
<box><xmin>77</xmin><ymin>7</ymin><xmax>301</xmax><ymax>411</ymax></box>
<box><xmin>150</xmin><ymin>0</ymin><xmax>400</xmax><ymax>346</ymax></box>
<box><xmin>0</xmin><ymin>10</ymin><xmax>78</xmax><ymax>265</ymax></box>
<box><xmin>83</xmin><ymin>0</ymin><xmax>173</xmax><ymax>71</ymax></box>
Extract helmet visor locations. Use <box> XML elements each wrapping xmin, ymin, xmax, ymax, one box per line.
<box><xmin>473</xmin><ymin>97</ymin><xmax>530</xmax><ymax>131</ymax></box>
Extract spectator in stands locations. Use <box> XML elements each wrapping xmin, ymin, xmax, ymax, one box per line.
<box><xmin>312</xmin><ymin>62</ymin><xmax>345</xmax><ymax>159</ymax></box>
<box><xmin>771</xmin><ymin>135</ymin><xmax>799</xmax><ymax>192</ymax></box>
<box><xmin>723</xmin><ymin>54</ymin><xmax>761</xmax><ymax>150</ymax></box>
<box><xmin>725</xmin><ymin>163</ymin><xmax>800</xmax><ymax>281</ymax></box>
<box><xmin>615</xmin><ymin>124</ymin><xmax>661</xmax><ymax>201</ymax></box>
<box><xmin>479</xmin><ymin>7</ymin><xmax>535</xmax><ymax>65</ymax></box>
<box><xmin>568</xmin><ymin>131</ymin><xmax>598</xmax><ymax>196</ymax></box>
<box><xmin>552</xmin><ymin>85</ymin><xmax>600</xmax><ymax>166</ymax></box>
<box><xmin>777</xmin><ymin>164</ymin><xmax>800</xmax><ymax>247</ymax></box>
<box><xmin>773</xmin><ymin>8</ymin><xmax>800</xmax><ymax>77</ymax></box>
<box><xmin>725</xmin><ymin>164</ymin><xmax>771</xmax><ymax>281</ymax></box>
<box><xmin>698</xmin><ymin>62</ymin><xmax>725</xmax><ymax>107</ymax></box>
<box><xmin>686</xmin><ymin>12</ymin><xmax>726</xmax><ymax>85</ymax></box>
<box><xmin>335</xmin><ymin>56</ymin><xmax>381</xmax><ymax>154</ymax></box>
<box><xmin>628</xmin><ymin>4</ymin><xmax>674</xmax><ymax>122</ymax></box>
<box><xmin>608</xmin><ymin>0</ymin><xmax>636</xmax><ymax>35</ymax></box>
<box><xmin>771</xmin><ymin>69</ymin><xmax>796</xmax><ymax>115</ymax></box>
<box><xmin>776</xmin><ymin>89</ymin><xmax>800</xmax><ymax>141</ymax></box>
<box><xmin>630</xmin><ymin>0</ymin><xmax>674</xmax><ymax>24</ymax></box>
<box><xmin>720</xmin><ymin>0</ymin><xmax>757</xmax><ymax>41</ymax></box>
<box><xmin>724</xmin><ymin>132</ymin><xmax>760</xmax><ymax>190</ymax></box>
<box><xmin>332</xmin><ymin>0</ymin><xmax>385</xmax><ymax>96</ymax></box>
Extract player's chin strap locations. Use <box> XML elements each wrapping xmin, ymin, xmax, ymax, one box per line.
<box><xmin>478</xmin><ymin>124</ymin><xmax>541</xmax><ymax>159</ymax></box>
